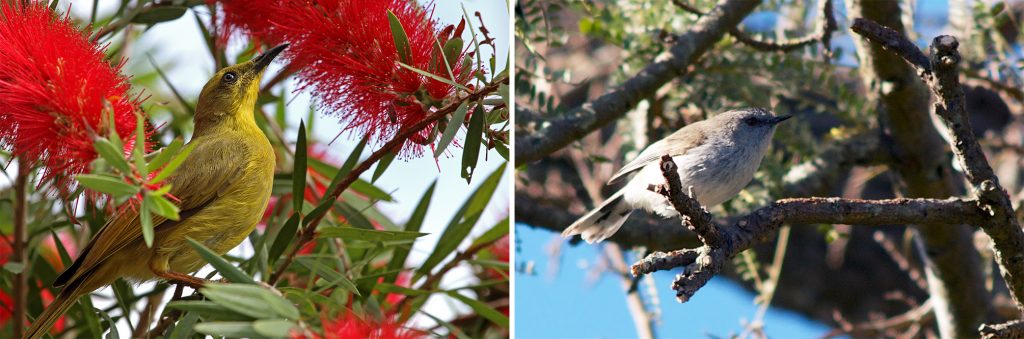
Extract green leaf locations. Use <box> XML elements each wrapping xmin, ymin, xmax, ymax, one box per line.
<box><xmin>376</xmin><ymin>283</ymin><xmax>433</xmax><ymax>296</ymax></box>
<box><xmin>167</xmin><ymin>311</ymin><xmax>200</xmax><ymax>339</ymax></box>
<box><xmin>110</xmin><ymin>280</ymin><xmax>135</xmax><ymax>333</ymax></box>
<box><xmin>253</xmin><ymin>319</ymin><xmax>298</xmax><ymax>337</ymax></box>
<box><xmin>306</xmin><ymin>137</ymin><xmax>367</xmax><ymax>225</ymax></box>
<box><xmin>140</xmin><ymin>198</ymin><xmax>154</xmax><ymax>247</ymax></box>
<box><xmin>146</xmin><ymin>194</ymin><xmax>180</xmax><ymax>220</ymax></box>
<box><xmin>386</xmin><ymin>182</ymin><xmax>428</xmax><ymax>282</ymax></box>
<box><xmin>461</xmin><ymin>106</ymin><xmax>485</xmax><ymax>182</ymax></box>
<box><xmin>76</xmin><ymin>174</ymin><xmax>138</xmax><ymax>196</ymax></box>
<box><xmin>318</xmin><ymin>227</ymin><xmax>427</xmax><ymax>242</ymax></box>
<box><xmin>434</xmin><ymin>101</ymin><xmax>470</xmax><ymax>158</ymax></box>
<box><xmin>146</xmin><ymin>138</ymin><xmax>184</xmax><ymax>173</ymax></box>
<box><xmin>387</xmin><ymin>10</ymin><xmax>412</xmax><ymax>64</ymax></box>
<box><xmin>292</xmin><ymin>121</ymin><xmax>307</xmax><ymax>211</ymax></box>
<box><xmin>334</xmin><ymin>202</ymin><xmax>374</xmax><ymax>229</ymax></box>
<box><xmin>448</xmin><ymin>291</ymin><xmax>508</xmax><ymax>328</ymax></box>
<box><xmin>150</xmin><ymin>142</ymin><xmax>196</xmax><ymax>183</ymax></box>
<box><xmin>134</xmin><ymin>114</ymin><xmax>148</xmax><ymax>179</ymax></box>
<box><xmin>350</xmin><ymin>179</ymin><xmax>394</xmax><ymax>202</ymax></box>
<box><xmin>3</xmin><ymin>262</ymin><xmax>24</xmax><ymax>274</ymax></box>
<box><xmin>186</xmin><ymin>238</ymin><xmax>256</xmax><ymax>284</ymax></box>
<box><xmin>268</xmin><ymin>213</ymin><xmax>301</xmax><ymax>265</ymax></box>
<box><xmin>371</xmin><ymin>151</ymin><xmax>397</xmax><ymax>183</ymax></box>
<box><xmin>471</xmin><ymin>217</ymin><xmax>509</xmax><ymax>248</ymax></box>
<box><xmin>418</xmin><ymin>164</ymin><xmax>504</xmax><ymax>276</ymax></box>
<box><xmin>296</xmin><ymin>257</ymin><xmax>360</xmax><ymax>295</ymax></box>
<box><xmin>397</xmin><ymin>62</ymin><xmax>470</xmax><ymax>91</ymax></box>
<box><xmin>201</xmin><ymin>283</ymin><xmax>299</xmax><ymax>320</ymax></box>
<box><xmin>193</xmin><ymin>322</ymin><xmax>262</xmax><ymax>338</ymax></box>
<box><xmin>94</xmin><ymin>138</ymin><xmax>131</xmax><ymax>173</ymax></box>
<box><xmin>132</xmin><ymin>6</ymin><xmax>188</xmax><ymax>24</ymax></box>
<box><xmin>99</xmin><ymin>307</ymin><xmax>121</xmax><ymax>339</ymax></box>
<box><xmin>442</xmin><ymin>38</ymin><xmax>464</xmax><ymax>71</ymax></box>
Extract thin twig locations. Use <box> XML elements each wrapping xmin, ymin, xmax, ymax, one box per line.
<box><xmin>671</xmin><ymin>0</ymin><xmax>836</xmax><ymax>54</ymax></box>
<box><xmin>12</xmin><ymin>165</ymin><xmax>28</xmax><ymax>339</ymax></box>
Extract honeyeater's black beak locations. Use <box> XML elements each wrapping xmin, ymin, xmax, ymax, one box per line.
<box><xmin>770</xmin><ymin>115</ymin><xmax>793</xmax><ymax>124</ymax></box>
<box><xmin>252</xmin><ymin>44</ymin><xmax>289</xmax><ymax>72</ymax></box>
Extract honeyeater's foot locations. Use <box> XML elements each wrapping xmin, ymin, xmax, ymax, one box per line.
<box><xmin>155</xmin><ymin>271</ymin><xmax>208</xmax><ymax>289</ymax></box>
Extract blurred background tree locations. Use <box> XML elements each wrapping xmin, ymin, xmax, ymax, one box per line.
<box><xmin>0</xmin><ymin>0</ymin><xmax>510</xmax><ymax>338</ymax></box>
<box><xmin>515</xmin><ymin>0</ymin><xmax>1024</xmax><ymax>337</ymax></box>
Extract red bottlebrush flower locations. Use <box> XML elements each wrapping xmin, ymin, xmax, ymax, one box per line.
<box><xmin>217</xmin><ymin>0</ymin><xmax>475</xmax><ymax>156</ymax></box>
<box><xmin>292</xmin><ymin>312</ymin><xmax>423</xmax><ymax>339</ymax></box>
<box><xmin>0</xmin><ymin>2</ymin><xmax>145</xmax><ymax>192</ymax></box>
<box><xmin>0</xmin><ymin>290</ymin><xmax>11</xmax><ymax>326</ymax></box>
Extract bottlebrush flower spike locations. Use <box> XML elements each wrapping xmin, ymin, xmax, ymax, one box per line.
<box><xmin>217</xmin><ymin>0</ymin><xmax>476</xmax><ymax>156</ymax></box>
<box><xmin>0</xmin><ymin>2</ymin><xmax>145</xmax><ymax>192</ymax></box>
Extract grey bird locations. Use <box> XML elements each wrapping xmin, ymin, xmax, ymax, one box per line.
<box><xmin>562</xmin><ymin>108</ymin><xmax>791</xmax><ymax>243</ymax></box>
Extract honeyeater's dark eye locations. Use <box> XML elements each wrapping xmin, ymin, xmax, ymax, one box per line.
<box><xmin>744</xmin><ymin>117</ymin><xmax>758</xmax><ymax>125</ymax></box>
<box><xmin>223</xmin><ymin>72</ymin><xmax>238</xmax><ymax>83</ymax></box>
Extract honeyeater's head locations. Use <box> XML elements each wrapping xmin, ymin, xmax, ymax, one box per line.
<box><xmin>194</xmin><ymin>43</ymin><xmax>288</xmax><ymax>131</ymax></box>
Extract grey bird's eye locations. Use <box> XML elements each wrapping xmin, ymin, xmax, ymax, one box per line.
<box><xmin>223</xmin><ymin>72</ymin><xmax>238</xmax><ymax>83</ymax></box>
<box><xmin>744</xmin><ymin>117</ymin><xmax>758</xmax><ymax>126</ymax></box>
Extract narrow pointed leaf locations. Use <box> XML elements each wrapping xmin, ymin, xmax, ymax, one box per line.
<box><xmin>150</xmin><ymin>142</ymin><xmax>196</xmax><ymax>183</ymax></box>
<box><xmin>434</xmin><ymin>101</ymin><xmax>470</xmax><ymax>158</ymax></box>
<box><xmin>76</xmin><ymin>174</ymin><xmax>138</xmax><ymax>196</ymax></box>
<box><xmin>371</xmin><ymin>151</ymin><xmax>397</xmax><ymax>183</ymax></box>
<box><xmin>387</xmin><ymin>10</ymin><xmax>412</xmax><ymax>64</ymax></box>
<box><xmin>186</xmin><ymin>238</ymin><xmax>256</xmax><ymax>284</ymax></box>
<box><xmin>448</xmin><ymin>291</ymin><xmax>508</xmax><ymax>328</ymax></box>
<box><xmin>94</xmin><ymin>138</ymin><xmax>131</xmax><ymax>173</ymax></box>
<box><xmin>268</xmin><ymin>213</ymin><xmax>301</xmax><ymax>264</ymax></box>
<box><xmin>461</xmin><ymin>106</ymin><xmax>485</xmax><ymax>182</ymax></box>
<box><xmin>292</xmin><ymin>121</ymin><xmax>307</xmax><ymax>211</ymax></box>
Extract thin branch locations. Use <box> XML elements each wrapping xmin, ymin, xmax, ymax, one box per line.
<box><xmin>824</xmin><ymin>299</ymin><xmax>934</xmax><ymax>338</ymax></box>
<box><xmin>981</xmin><ymin>319</ymin><xmax>1024</xmax><ymax>339</ymax></box>
<box><xmin>514</xmin><ymin>0</ymin><xmax>761</xmax><ymax>166</ymax></box>
<box><xmin>12</xmin><ymin>165</ymin><xmax>27</xmax><ymax>339</ymax></box>
<box><xmin>606</xmin><ymin>244</ymin><xmax>655</xmax><ymax>339</ymax></box>
<box><xmin>630</xmin><ymin>157</ymin><xmax>988</xmax><ymax>302</ymax></box>
<box><xmin>650</xmin><ymin>155</ymin><xmax>718</xmax><ymax>247</ymax></box>
<box><xmin>672</xmin><ymin>0</ymin><xmax>836</xmax><ymax>54</ymax></box>
<box><xmin>852</xmin><ymin>17</ymin><xmax>1024</xmax><ymax>316</ymax></box>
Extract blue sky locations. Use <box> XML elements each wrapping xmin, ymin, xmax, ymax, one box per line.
<box><xmin>515</xmin><ymin>226</ymin><xmax>829</xmax><ymax>339</ymax></box>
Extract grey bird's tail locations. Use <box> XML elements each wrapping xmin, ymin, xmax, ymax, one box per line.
<box><xmin>562</xmin><ymin>190</ymin><xmax>633</xmax><ymax>243</ymax></box>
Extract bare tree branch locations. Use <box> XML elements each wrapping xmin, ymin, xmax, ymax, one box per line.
<box><xmin>631</xmin><ymin>157</ymin><xmax>989</xmax><ymax>303</ymax></box>
<box><xmin>846</xmin><ymin>3</ymin><xmax>992</xmax><ymax>336</ymax></box>
<box><xmin>514</xmin><ymin>0</ymin><xmax>762</xmax><ymax>166</ymax></box>
<box><xmin>852</xmin><ymin>17</ymin><xmax>1024</xmax><ymax>321</ymax></box>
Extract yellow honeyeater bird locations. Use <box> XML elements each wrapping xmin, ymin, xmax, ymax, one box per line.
<box><xmin>24</xmin><ymin>44</ymin><xmax>287</xmax><ymax>339</ymax></box>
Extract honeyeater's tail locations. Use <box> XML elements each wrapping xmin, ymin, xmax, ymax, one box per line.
<box><xmin>562</xmin><ymin>190</ymin><xmax>633</xmax><ymax>243</ymax></box>
<box><xmin>24</xmin><ymin>274</ymin><xmax>98</xmax><ymax>339</ymax></box>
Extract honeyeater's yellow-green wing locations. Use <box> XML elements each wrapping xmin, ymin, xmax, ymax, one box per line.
<box><xmin>54</xmin><ymin>136</ymin><xmax>247</xmax><ymax>287</ymax></box>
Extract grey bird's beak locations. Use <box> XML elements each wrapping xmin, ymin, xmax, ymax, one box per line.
<box><xmin>252</xmin><ymin>43</ymin><xmax>289</xmax><ymax>73</ymax></box>
<box><xmin>770</xmin><ymin>115</ymin><xmax>793</xmax><ymax>124</ymax></box>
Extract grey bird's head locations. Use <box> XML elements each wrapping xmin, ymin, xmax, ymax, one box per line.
<box><xmin>707</xmin><ymin>107</ymin><xmax>791</xmax><ymax>143</ymax></box>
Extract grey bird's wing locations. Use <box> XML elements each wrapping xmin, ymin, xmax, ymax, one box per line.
<box><xmin>606</xmin><ymin>121</ymin><xmax>708</xmax><ymax>185</ymax></box>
